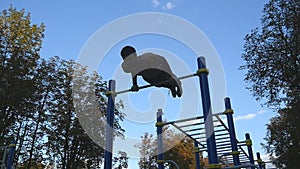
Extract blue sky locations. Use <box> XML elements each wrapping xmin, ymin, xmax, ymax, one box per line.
<box><xmin>1</xmin><ymin>0</ymin><xmax>276</xmax><ymax>168</ymax></box>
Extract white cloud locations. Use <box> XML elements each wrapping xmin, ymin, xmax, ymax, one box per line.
<box><xmin>163</xmin><ymin>1</ymin><xmax>176</xmax><ymax>10</ymax></box>
<box><xmin>151</xmin><ymin>0</ymin><xmax>176</xmax><ymax>10</ymax></box>
<box><xmin>258</xmin><ymin>110</ymin><xmax>266</xmax><ymax>114</ymax></box>
<box><xmin>151</xmin><ymin>0</ymin><xmax>160</xmax><ymax>8</ymax></box>
<box><xmin>234</xmin><ymin>113</ymin><xmax>256</xmax><ymax>121</ymax></box>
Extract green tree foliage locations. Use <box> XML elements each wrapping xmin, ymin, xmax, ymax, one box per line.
<box><xmin>113</xmin><ymin>151</ymin><xmax>129</xmax><ymax>169</ymax></box>
<box><xmin>0</xmin><ymin>5</ymin><xmax>44</xmax><ymax>143</ymax></box>
<box><xmin>240</xmin><ymin>0</ymin><xmax>299</xmax><ymax>107</ymax></box>
<box><xmin>0</xmin><ymin>6</ymin><xmax>126</xmax><ymax>168</ymax></box>
<box><xmin>136</xmin><ymin>128</ymin><xmax>201</xmax><ymax>169</ymax></box>
<box><xmin>40</xmin><ymin>57</ymin><xmax>100</xmax><ymax>168</ymax></box>
<box><xmin>135</xmin><ymin>132</ymin><xmax>157</xmax><ymax>169</ymax></box>
<box><xmin>262</xmin><ymin>100</ymin><xmax>300</xmax><ymax>168</ymax></box>
<box><xmin>240</xmin><ymin>0</ymin><xmax>300</xmax><ymax>168</ymax></box>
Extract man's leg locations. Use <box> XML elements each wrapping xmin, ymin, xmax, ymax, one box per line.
<box><xmin>140</xmin><ymin>69</ymin><xmax>182</xmax><ymax>98</ymax></box>
<box><xmin>168</xmin><ymin>75</ymin><xmax>182</xmax><ymax>97</ymax></box>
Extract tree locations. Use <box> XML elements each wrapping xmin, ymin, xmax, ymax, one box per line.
<box><xmin>262</xmin><ymin>101</ymin><xmax>300</xmax><ymax>168</ymax></box>
<box><xmin>135</xmin><ymin>132</ymin><xmax>157</xmax><ymax>169</ymax></box>
<box><xmin>0</xmin><ymin>6</ymin><xmax>45</xmax><ymax>144</ymax></box>
<box><xmin>113</xmin><ymin>151</ymin><xmax>129</xmax><ymax>169</ymax></box>
<box><xmin>0</xmin><ymin>6</ymin><xmax>126</xmax><ymax>168</ymax></box>
<box><xmin>16</xmin><ymin>58</ymin><xmax>58</xmax><ymax>168</ymax></box>
<box><xmin>0</xmin><ymin>6</ymin><xmax>46</xmax><ymax>167</ymax></box>
<box><xmin>136</xmin><ymin>128</ymin><xmax>200</xmax><ymax>169</ymax></box>
<box><xmin>43</xmin><ymin>57</ymin><xmax>125</xmax><ymax>168</ymax></box>
<box><xmin>240</xmin><ymin>0</ymin><xmax>300</xmax><ymax>168</ymax></box>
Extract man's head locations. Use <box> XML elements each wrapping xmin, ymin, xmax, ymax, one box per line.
<box><xmin>121</xmin><ymin>46</ymin><xmax>136</xmax><ymax>60</ymax></box>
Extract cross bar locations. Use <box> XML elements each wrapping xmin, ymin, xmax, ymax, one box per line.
<box><xmin>112</xmin><ymin>72</ymin><xmax>199</xmax><ymax>96</ymax></box>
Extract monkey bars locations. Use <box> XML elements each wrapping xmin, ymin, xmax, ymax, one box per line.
<box><xmin>163</xmin><ymin>111</ymin><xmax>254</xmax><ymax>166</ymax></box>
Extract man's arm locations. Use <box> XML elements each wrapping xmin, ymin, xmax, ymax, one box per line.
<box><xmin>131</xmin><ymin>74</ymin><xmax>139</xmax><ymax>91</ymax></box>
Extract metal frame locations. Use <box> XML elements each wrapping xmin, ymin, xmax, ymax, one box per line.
<box><xmin>103</xmin><ymin>57</ymin><xmax>262</xmax><ymax>169</ymax></box>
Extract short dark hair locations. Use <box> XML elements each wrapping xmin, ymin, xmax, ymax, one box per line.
<box><xmin>121</xmin><ymin>46</ymin><xmax>136</xmax><ymax>59</ymax></box>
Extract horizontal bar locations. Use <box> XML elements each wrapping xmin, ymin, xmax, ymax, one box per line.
<box><xmin>215</xmin><ymin>132</ymin><xmax>229</xmax><ymax>137</ymax></box>
<box><xmin>216</xmin><ymin>145</ymin><xmax>233</xmax><ymax>149</ymax></box>
<box><xmin>216</xmin><ymin>140</ymin><xmax>231</xmax><ymax>144</ymax></box>
<box><xmin>174</xmin><ymin>122</ymin><xmax>204</xmax><ymax>128</ymax></box>
<box><xmin>184</xmin><ymin>127</ymin><xmax>204</xmax><ymax>133</ymax></box>
<box><xmin>114</xmin><ymin>72</ymin><xmax>198</xmax><ymax>95</ymax></box>
<box><xmin>189</xmin><ymin>132</ymin><xmax>204</xmax><ymax>137</ymax></box>
<box><xmin>165</xmin><ymin>116</ymin><xmax>204</xmax><ymax>125</ymax></box>
<box><xmin>215</xmin><ymin>137</ymin><xmax>230</xmax><ymax>141</ymax></box>
<box><xmin>216</xmin><ymin>146</ymin><xmax>233</xmax><ymax>150</ymax></box>
<box><xmin>165</xmin><ymin>112</ymin><xmax>224</xmax><ymax>127</ymax></box>
<box><xmin>214</xmin><ymin>129</ymin><xmax>227</xmax><ymax>133</ymax></box>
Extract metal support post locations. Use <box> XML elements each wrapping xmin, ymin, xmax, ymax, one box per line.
<box><xmin>6</xmin><ymin>141</ymin><xmax>16</xmax><ymax>169</ymax></box>
<box><xmin>104</xmin><ymin>80</ymin><xmax>116</xmax><ymax>169</ymax></box>
<box><xmin>245</xmin><ymin>133</ymin><xmax>255</xmax><ymax>169</ymax></box>
<box><xmin>224</xmin><ymin>97</ymin><xmax>240</xmax><ymax>166</ymax></box>
<box><xmin>156</xmin><ymin>109</ymin><xmax>164</xmax><ymax>169</ymax></box>
<box><xmin>256</xmin><ymin>152</ymin><xmax>263</xmax><ymax>169</ymax></box>
<box><xmin>197</xmin><ymin>57</ymin><xmax>219</xmax><ymax>168</ymax></box>
<box><xmin>194</xmin><ymin>141</ymin><xmax>202</xmax><ymax>169</ymax></box>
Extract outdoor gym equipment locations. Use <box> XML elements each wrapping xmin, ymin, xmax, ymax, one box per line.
<box><xmin>103</xmin><ymin>57</ymin><xmax>265</xmax><ymax>169</ymax></box>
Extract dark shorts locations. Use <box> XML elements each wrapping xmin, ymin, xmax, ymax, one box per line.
<box><xmin>139</xmin><ymin>69</ymin><xmax>177</xmax><ymax>88</ymax></box>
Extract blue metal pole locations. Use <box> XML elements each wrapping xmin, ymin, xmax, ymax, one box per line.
<box><xmin>156</xmin><ymin>109</ymin><xmax>164</xmax><ymax>169</ymax></box>
<box><xmin>6</xmin><ymin>141</ymin><xmax>16</xmax><ymax>169</ymax></box>
<box><xmin>245</xmin><ymin>133</ymin><xmax>255</xmax><ymax>169</ymax></box>
<box><xmin>194</xmin><ymin>141</ymin><xmax>202</xmax><ymax>169</ymax></box>
<box><xmin>256</xmin><ymin>152</ymin><xmax>263</xmax><ymax>169</ymax></box>
<box><xmin>104</xmin><ymin>80</ymin><xmax>116</xmax><ymax>169</ymax></box>
<box><xmin>224</xmin><ymin>97</ymin><xmax>240</xmax><ymax>166</ymax></box>
<box><xmin>197</xmin><ymin>57</ymin><xmax>219</xmax><ymax>167</ymax></box>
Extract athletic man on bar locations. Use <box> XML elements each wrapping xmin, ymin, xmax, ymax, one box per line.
<box><xmin>120</xmin><ymin>46</ymin><xmax>182</xmax><ymax>98</ymax></box>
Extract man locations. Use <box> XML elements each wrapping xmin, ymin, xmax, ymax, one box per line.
<box><xmin>120</xmin><ymin>46</ymin><xmax>182</xmax><ymax>98</ymax></box>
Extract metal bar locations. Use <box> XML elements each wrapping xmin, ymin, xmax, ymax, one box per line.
<box><xmin>245</xmin><ymin>133</ymin><xmax>255</xmax><ymax>169</ymax></box>
<box><xmin>165</xmin><ymin>115</ymin><xmax>204</xmax><ymax>126</ymax></box>
<box><xmin>216</xmin><ymin>145</ymin><xmax>234</xmax><ymax>150</ymax></box>
<box><xmin>175</xmin><ymin>122</ymin><xmax>204</xmax><ymax>129</ymax></box>
<box><xmin>114</xmin><ymin>72</ymin><xmax>198</xmax><ymax>95</ymax></box>
<box><xmin>157</xmin><ymin>109</ymin><xmax>164</xmax><ymax>169</ymax></box>
<box><xmin>194</xmin><ymin>141</ymin><xmax>202</xmax><ymax>169</ymax></box>
<box><xmin>215</xmin><ymin>137</ymin><xmax>230</xmax><ymax>142</ymax></box>
<box><xmin>256</xmin><ymin>152</ymin><xmax>264</xmax><ymax>169</ymax></box>
<box><xmin>104</xmin><ymin>80</ymin><xmax>116</xmax><ymax>169</ymax></box>
<box><xmin>224</xmin><ymin>97</ymin><xmax>240</xmax><ymax>166</ymax></box>
<box><xmin>215</xmin><ymin>142</ymin><xmax>232</xmax><ymax>147</ymax></box>
<box><xmin>164</xmin><ymin>112</ymin><xmax>223</xmax><ymax>127</ymax></box>
<box><xmin>215</xmin><ymin>133</ymin><xmax>229</xmax><ymax>137</ymax></box>
<box><xmin>215</xmin><ymin>140</ymin><xmax>230</xmax><ymax>144</ymax></box>
<box><xmin>6</xmin><ymin>141</ymin><xmax>16</xmax><ymax>169</ymax></box>
<box><xmin>198</xmin><ymin>57</ymin><xmax>218</xmax><ymax>165</ymax></box>
<box><xmin>184</xmin><ymin>127</ymin><xmax>204</xmax><ymax>133</ymax></box>
<box><xmin>214</xmin><ymin>129</ymin><xmax>227</xmax><ymax>133</ymax></box>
